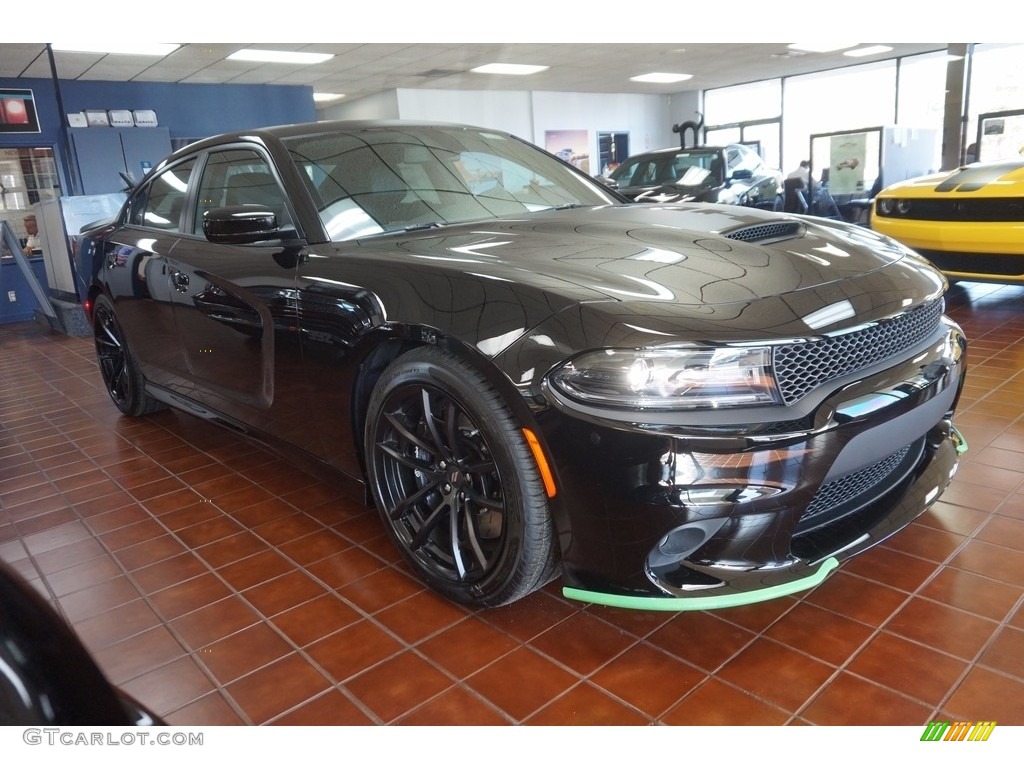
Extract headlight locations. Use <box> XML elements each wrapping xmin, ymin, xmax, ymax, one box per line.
<box><xmin>877</xmin><ymin>198</ymin><xmax>911</xmax><ymax>216</ymax></box>
<box><xmin>548</xmin><ymin>347</ymin><xmax>781</xmax><ymax>410</ymax></box>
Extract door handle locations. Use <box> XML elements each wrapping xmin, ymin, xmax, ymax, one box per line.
<box><xmin>171</xmin><ymin>270</ymin><xmax>190</xmax><ymax>292</ymax></box>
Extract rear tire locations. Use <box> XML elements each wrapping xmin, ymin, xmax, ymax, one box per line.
<box><xmin>92</xmin><ymin>295</ymin><xmax>165</xmax><ymax>417</ymax></box>
<box><xmin>365</xmin><ymin>347</ymin><xmax>558</xmax><ymax>607</ymax></box>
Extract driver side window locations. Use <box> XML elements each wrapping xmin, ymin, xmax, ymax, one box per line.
<box><xmin>192</xmin><ymin>149</ymin><xmax>292</xmax><ymax>236</ymax></box>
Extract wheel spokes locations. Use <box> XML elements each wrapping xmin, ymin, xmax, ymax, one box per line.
<box><xmin>463</xmin><ymin>499</ymin><xmax>490</xmax><ymax>574</ymax></box>
<box><xmin>384</xmin><ymin>410</ymin><xmax>437</xmax><ymax>457</ymax></box>
<box><xmin>375</xmin><ymin>382</ymin><xmax>508</xmax><ymax>585</ymax></box>
<box><xmin>387</xmin><ymin>473</ymin><xmax>442</xmax><ymax>520</ymax></box>
<box><xmin>95</xmin><ymin>311</ymin><xmax>130</xmax><ymax>403</ymax></box>
<box><xmin>449</xmin><ymin>496</ymin><xmax>467</xmax><ymax>578</ymax></box>
<box><xmin>421</xmin><ymin>388</ymin><xmax>448</xmax><ymax>460</ymax></box>
<box><xmin>409</xmin><ymin>498</ymin><xmax>449</xmax><ymax>550</ymax></box>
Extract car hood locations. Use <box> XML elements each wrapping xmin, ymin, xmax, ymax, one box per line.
<box><xmin>363</xmin><ymin>203</ymin><xmax>915</xmax><ymax>307</ymax></box>
<box><xmin>879</xmin><ymin>160</ymin><xmax>1024</xmax><ymax>198</ymax></box>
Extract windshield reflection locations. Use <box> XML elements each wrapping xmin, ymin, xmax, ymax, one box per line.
<box><xmin>285</xmin><ymin>127</ymin><xmax>619</xmax><ymax>241</ymax></box>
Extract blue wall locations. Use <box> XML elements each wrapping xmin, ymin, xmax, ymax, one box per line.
<box><xmin>56</xmin><ymin>80</ymin><xmax>316</xmax><ymax>141</ymax></box>
<box><xmin>1</xmin><ymin>76</ymin><xmax>316</xmax><ymax>192</ymax></box>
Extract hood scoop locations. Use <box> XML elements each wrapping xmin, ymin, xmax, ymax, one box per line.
<box><xmin>722</xmin><ymin>220</ymin><xmax>804</xmax><ymax>244</ymax></box>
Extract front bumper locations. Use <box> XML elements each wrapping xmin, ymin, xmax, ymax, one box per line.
<box><xmin>539</xmin><ymin>318</ymin><xmax>967</xmax><ymax>610</ymax></box>
<box><xmin>872</xmin><ymin>217</ymin><xmax>1024</xmax><ymax>283</ymax></box>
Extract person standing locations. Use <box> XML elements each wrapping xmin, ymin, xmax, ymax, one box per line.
<box><xmin>787</xmin><ymin>160</ymin><xmax>810</xmax><ymax>186</ymax></box>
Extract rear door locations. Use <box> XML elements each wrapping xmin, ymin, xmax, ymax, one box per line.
<box><xmin>99</xmin><ymin>158</ymin><xmax>197</xmax><ymax>390</ymax></box>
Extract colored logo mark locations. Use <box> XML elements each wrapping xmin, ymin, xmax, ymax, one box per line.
<box><xmin>920</xmin><ymin>721</ymin><xmax>996</xmax><ymax>742</ymax></box>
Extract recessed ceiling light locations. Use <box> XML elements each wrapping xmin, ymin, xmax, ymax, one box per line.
<box><xmin>788</xmin><ymin>43</ymin><xmax>859</xmax><ymax>53</ymax></box>
<box><xmin>630</xmin><ymin>72</ymin><xmax>693</xmax><ymax>84</ymax></box>
<box><xmin>313</xmin><ymin>92</ymin><xmax>346</xmax><ymax>103</ymax></box>
<box><xmin>51</xmin><ymin>43</ymin><xmax>180</xmax><ymax>56</ymax></box>
<box><xmin>844</xmin><ymin>45</ymin><xmax>894</xmax><ymax>58</ymax></box>
<box><xmin>470</xmin><ymin>63</ymin><xmax>549</xmax><ymax>75</ymax></box>
<box><xmin>228</xmin><ymin>48</ymin><xmax>334</xmax><ymax>65</ymax></box>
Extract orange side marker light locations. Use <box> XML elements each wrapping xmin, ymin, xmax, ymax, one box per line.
<box><xmin>522</xmin><ymin>428</ymin><xmax>557</xmax><ymax>498</ymax></box>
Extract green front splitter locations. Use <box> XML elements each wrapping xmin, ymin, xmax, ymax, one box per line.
<box><xmin>563</xmin><ymin>556</ymin><xmax>840</xmax><ymax>612</ymax></box>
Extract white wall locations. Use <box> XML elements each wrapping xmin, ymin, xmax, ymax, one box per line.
<box><xmin>396</xmin><ymin>89</ymin><xmax>534</xmax><ymax>138</ymax></box>
<box><xmin>318</xmin><ymin>90</ymin><xmax>401</xmax><ymax>121</ymax></box>
<box><xmin>530</xmin><ymin>91</ymin><xmax>672</xmax><ymax>169</ymax></box>
<box><xmin>315</xmin><ymin>87</ymin><xmax>702</xmax><ymax>172</ymax></box>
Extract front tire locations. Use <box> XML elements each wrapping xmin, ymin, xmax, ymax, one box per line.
<box><xmin>92</xmin><ymin>295</ymin><xmax>165</xmax><ymax>416</ymax></box>
<box><xmin>365</xmin><ymin>347</ymin><xmax>558</xmax><ymax>607</ymax></box>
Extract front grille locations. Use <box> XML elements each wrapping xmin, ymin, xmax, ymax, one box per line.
<box><xmin>724</xmin><ymin>221</ymin><xmax>803</xmax><ymax>243</ymax></box>
<box><xmin>802</xmin><ymin>444</ymin><xmax>912</xmax><ymax>525</ymax></box>
<box><xmin>876</xmin><ymin>197</ymin><xmax>1024</xmax><ymax>222</ymax></box>
<box><xmin>917</xmin><ymin>249</ymin><xmax>1024</xmax><ymax>278</ymax></box>
<box><xmin>773</xmin><ymin>298</ymin><xmax>943</xmax><ymax>405</ymax></box>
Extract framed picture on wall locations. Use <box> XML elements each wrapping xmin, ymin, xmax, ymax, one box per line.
<box><xmin>545</xmin><ymin>130</ymin><xmax>591</xmax><ymax>174</ymax></box>
<box><xmin>0</xmin><ymin>89</ymin><xmax>40</xmax><ymax>134</ymax></box>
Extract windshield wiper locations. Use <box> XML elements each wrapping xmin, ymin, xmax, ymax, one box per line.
<box><xmin>397</xmin><ymin>221</ymin><xmax>445</xmax><ymax>233</ymax></box>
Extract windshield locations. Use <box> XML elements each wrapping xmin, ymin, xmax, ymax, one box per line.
<box><xmin>609</xmin><ymin>149</ymin><xmax>724</xmax><ymax>188</ymax></box>
<box><xmin>285</xmin><ymin>126</ymin><xmax>619</xmax><ymax>240</ymax></box>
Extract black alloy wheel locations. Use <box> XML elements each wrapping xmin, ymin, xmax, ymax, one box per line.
<box><xmin>366</xmin><ymin>347</ymin><xmax>557</xmax><ymax>607</ymax></box>
<box><xmin>92</xmin><ymin>296</ymin><xmax>164</xmax><ymax>417</ymax></box>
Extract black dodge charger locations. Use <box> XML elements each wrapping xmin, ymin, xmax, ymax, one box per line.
<box><xmin>75</xmin><ymin>120</ymin><xmax>967</xmax><ymax>611</ymax></box>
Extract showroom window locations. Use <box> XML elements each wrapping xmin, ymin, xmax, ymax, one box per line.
<box><xmin>704</xmin><ymin>79</ymin><xmax>781</xmax><ymax>125</ymax></box>
<box><xmin>0</xmin><ymin>147</ymin><xmax>60</xmax><ymax>248</ymax></box>
<box><xmin>895</xmin><ymin>51</ymin><xmax>950</xmax><ymax>130</ymax></box>
<box><xmin>969</xmin><ymin>44</ymin><xmax>1024</xmax><ymax>114</ymax></box>
<box><xmin>782</xmin><ymin>60</ymin><xmax>897</xmax><ymax>175</ymax></box>
<box><xmin>894</xmin><ymin>51</ymin><xmax>950</xmax><ymax>172</ymax></box>
<box><xmin>704</xmin><ymin>81</ymin><xmax>783</xmax><ymax>171</ymax></box>
<box><xmin>965</xmin><ymin>43</ymin><xmax>1024</xmax><ymax>161</ymax></box>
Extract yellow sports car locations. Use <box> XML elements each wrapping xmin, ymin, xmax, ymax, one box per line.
<box><xmin>871</xmin><ymin>159</ymin><xmax>1024</xmax><ymax>284</ymax></box>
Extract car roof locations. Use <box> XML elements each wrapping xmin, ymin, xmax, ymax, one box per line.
<box><xmin>163</xmin><ymin>119</ymin><xmax>511</xmax><ymax>162</ymax></box>
<box><xmin>622</xmin><ymin>145</ymin><xmax>732</xmax><ymax>159</ymax></box>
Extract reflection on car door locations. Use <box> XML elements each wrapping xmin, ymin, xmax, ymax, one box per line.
<box><xmin>102</xmin><ymin>159</ymin><xmax>196</xmax><ymax>391</ymax></box>
<box><xmin>166</xmin><ymin>147</ymin><xmax>306</xmax><ymax>445</ymax></box>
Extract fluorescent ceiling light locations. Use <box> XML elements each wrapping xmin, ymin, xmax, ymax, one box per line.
<box><xmin>788</xmin><ymin>43</ymin><xmax>858</xmax><ymax>53</ymax></box>
<box><xmin>51</xmin><ymin>43</ymin><xmax>180</xmax><ymax>56</ymax></box>
<box><xmin>313</xmin><ymin>92</ymin><xmax>346</xmax><ymax>102</ymax></box>
<box><xmin>844</xmin><ymin>45</ymin><xmax>894</xmax><ymax>58</ymax></box>
<box><xmin>471</xmin><ymin>63</ymin><xmax>549</xmax><ymax>75</ymax></box>
<box><xmin>630</xmin><ymin>72</ymin><xmax>693</xmax><ymax>84</ymax></box>
<box><xmin>228</xmin><ymin>48</ymin><xmax>334</xmax><ymax>65</ymax></box>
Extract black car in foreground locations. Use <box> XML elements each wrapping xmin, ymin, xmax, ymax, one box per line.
<box><xmin>76</xmin><ymin>120</ymin><xmax>967</xmax><ymax>611</ymax></box>
<box><xmin>601</xmin><ymin>143</ymin><xmax>782</xmax><ymax>209</ymax></box>
<box><xmin>0</xmin><ymin>562</ymin><xmax>162</xmax><ymax>725</ymax></box>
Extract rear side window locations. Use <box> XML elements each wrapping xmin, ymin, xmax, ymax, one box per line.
<box><xmin>127</xmin><ymin>159</ymin><xmax>195</xmax><ymax>231</ymax></box>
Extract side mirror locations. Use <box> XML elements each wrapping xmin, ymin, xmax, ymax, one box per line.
<box><xmin>731</xmin><ymin>168</ymin><xmax>753</xmax><ymax>181</ymax></box>
<box><xmin>203</xmin><ymin>205</ymin><xmax>293</xmax><ymax>245</ymax></box>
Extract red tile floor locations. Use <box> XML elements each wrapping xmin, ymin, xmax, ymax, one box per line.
<box><xmin>1</xmin><ymin>280</ymin><xmax>1023</xmax><ymax>726</ymax></box>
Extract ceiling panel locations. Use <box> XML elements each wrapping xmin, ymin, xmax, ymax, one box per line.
<box><xmin>2</xmin><ymin>42</ymin><xmax>950</xmax><ymax>103</ymax></box>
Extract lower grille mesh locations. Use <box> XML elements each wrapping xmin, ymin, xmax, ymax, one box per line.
<box><xmin>802</xmin><ymin>445</ymin><xmax>912</xmax><ymax>525</ymax></box>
